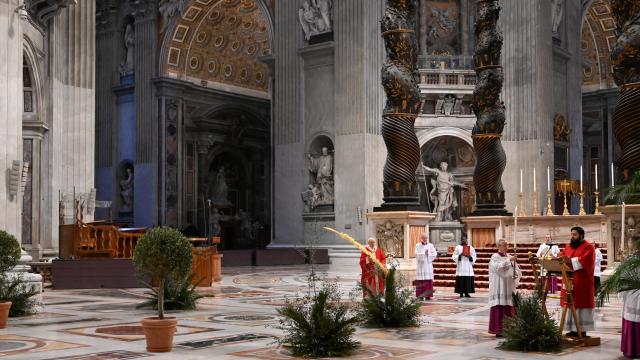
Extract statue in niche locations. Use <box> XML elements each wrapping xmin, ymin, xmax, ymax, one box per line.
<box><xmin>213</xmin><ymin>166</ymin><xmax>230</xmax><ymax>206</ymax></box>
<box><xmin>119</xmin><ymin>23</ymin><xmax>135</xmax><ymax>75</ymax></box>
<box><xmin>301</xmin><ymin>184</ymin><xmax>321</xmax><ymax>212</ymax></box>
<box><xmin>298</xmin><ymin>0</ymin><xmax>332</xmax><ymax>41</ymax></box>
<box><xmin>422</xmin><ymin>161</ymin><xmax>466</xmax><ymax>222</ymax></box>
<box><xmin>551</xmin><ymin>0</ymin><xmax>564</xmax><ymax>34</ymax></box>
<box><xmin>237</xmin><ymin>210</ymin><xmax>254</xmax><ymax>241</ymax></box>
<box><xmin>209</xmin><ymin>208</ymin><xmax>222</xmax><ymax>236</ymax></box>
<box><xmin>120</xmin><ymin>166</ymin><xmax>134</xmax><ymax>213</ymax></box>
<box><xmin>306</xmin><ymin>146</ymin><xmax>334</xmax><ymax>205</ymax></box>
<box><xmin>442</xmin><ymin>94</ymin><xmax>455</xmax><ymax>116</ymax></box>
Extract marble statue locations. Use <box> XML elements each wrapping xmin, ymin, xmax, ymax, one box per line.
<box><xmin>213</xmin><ymin>166</ymin><xmax>230</xmax><ymax>206</ymax></box>
<box><xmin>237</xmin><ymin>210</ymin><xmax>254</xmax><ymax>241</ymax></box>
<box><xmin>306</xmin><ymin>147</ymin><xmax>334</xmax><ymax>205</ymax></box>
<box><xmin>209</xmin><ymin>207</ymin><xmax>222</xmax><ymax>236</ymax></box>
<box><xmin>551</xmin><ymin>0</ymin><xmax>564</xmax><ymax>34</ymax></box>
<box><xmin>301</xmin><ymin>184</ymin><xmax>321</xmax><ymax>212</ymax></box>
<box><xmin>120</xmin><ymin>167</ymin><xmax>134</xmax><ymax>213</ymax></box>
<box><xmin>298</xmin><ymin>0</ymin><xmax>332</xmax><ymax>41</ymax></box>
<box><xmin>423</xmin><ymin>162</ymin><xmax>466</xmax><ymax>222</ymax></box>
<box><xmin>119</xmin><ymin>24</ymin><xmax>135</xmax><ymax>75</ymax></box>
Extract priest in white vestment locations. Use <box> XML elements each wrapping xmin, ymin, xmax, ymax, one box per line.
<box><xmin>488</xmin><ymin>238</ymin><xmax>521</xmax><ymax>337</ymax></box>
<box><xmin>536</xmin><ymin>233</ymin><xmax>560</xmax><ymax>293</ymax></box>
<box><xmin>415</xmin><ymin>233</ymin><xmax>437</xmax><ymax>300</ymax></box>
<box><xmin>452</xmin><ymin>236</ymin><xmax>476</xmax><ymax>298</ymax></box>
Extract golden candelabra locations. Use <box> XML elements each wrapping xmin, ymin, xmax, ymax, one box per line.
<box><xmin>578</xmin><ymin>192</ymin><xmax>586</xmax><ymax>215</ymax></box>
<box><xmin>532</xmin><ymin>191</ymin><xmax>539</xmax><ymax>216</ymax></box>
<box><xmin>518</xmin><ymin>192</ymin><xmax>526</xmax><ymax>216</ymax></box>
<box><xmin>594</xmin><ymin>191</ymin><xmax>601</xmax><ymax>215</ymax></box>
<box><xmin>546</xmin><ymin>191</ymin><xmax>554</xmax><ymax>216</ymax></box>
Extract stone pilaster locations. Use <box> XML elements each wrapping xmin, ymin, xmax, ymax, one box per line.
<box><xmin>48</xmin><ymin>0</ymin><xmax>96</xmax><ymax>251</ymax></box>
<box><xmin>0</xmin><ymin>0</ymin><xmax>25</xmax><ymax>240</ymax></box>
<box><xmin>499</xmin><ymin>0</ymin><xmax>554</xmax><ymax>214</ymax></box>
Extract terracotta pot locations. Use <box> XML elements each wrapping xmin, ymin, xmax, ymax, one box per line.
<box><xmin>0</xmin><ymin>301</ymin><xmax>11</xmax><ymax>329</ymax></box>
<box><xmin>140</xmin><ymin>317</ymin><xmax>178</xmax><ymax>352</ymax></box>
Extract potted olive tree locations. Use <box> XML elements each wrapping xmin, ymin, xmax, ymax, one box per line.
<box><xmin>0</xmin><ymin>230</ymin><xmax>21</xmax><ymax>328</ymax></box>
<box><xmin>133</xmin><ymin>227</ymin><xmax>193</xmax><ymax>352</ymax></box>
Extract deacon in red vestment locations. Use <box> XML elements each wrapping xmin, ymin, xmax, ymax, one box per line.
<box><xmin>560</xmin><ymin>226</ymin><xmax>595</xmax><ymax>337</ymax></box>
<box><xmin>360</xmin><ymin>238</ymin><xmax>387</xmax><ymax>298</ymax></box>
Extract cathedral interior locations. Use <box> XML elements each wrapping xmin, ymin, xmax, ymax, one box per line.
<box><xmin>0</xmin><ymin>0</ymin><xmax>637</xmax><ymax>359</ymax></box>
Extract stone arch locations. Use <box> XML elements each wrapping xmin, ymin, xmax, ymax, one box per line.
<box><xmin>22</xmin><ymin>38</ymin><xmax>44</xmax><ymax>122</ymax></box>
<box><xmin>417</xmin><ymin>127</ymin><xmax>473</xmax><ymax>148</ymax></box>
<box><xmin>581</xmin><ymin>0</ymin><xmax>617</xmax><ymax>91</ymax></box>
<box><xmin>159</xmin><ymin>0</ymin><xmax>273</xmax><ymax>97</ymax></box>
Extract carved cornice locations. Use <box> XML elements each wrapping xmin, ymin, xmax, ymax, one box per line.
<box><xmin>26</xmin><ymin>0</ymin><xmax>76</xmax><ymax>27</ymax></box>
<box><xmin>130</xmin><ymin>0</ymin><xmax>159</xmax><ymax>21</ymax></box>
<box><xmin>96</xmin><ymin>0</ymin><xmax>119</xmax><ymax>32</ymax></box>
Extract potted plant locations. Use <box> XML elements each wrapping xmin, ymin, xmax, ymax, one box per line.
<box><xmin>0</xmin><ymin>230</ymin><xmax>21</xmax><ymax>328</ymax></box>
<box><xmin>133</xmin><ymin>227</ymin><xmax>193</xmax><ymax>352</ymax></box>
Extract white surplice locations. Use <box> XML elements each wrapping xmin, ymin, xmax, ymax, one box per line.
<box><xmin>415</xmin><ymin>242</ymin><xmax>437</xmax><ymax>281</ymax></box>
<box><xmin>452</xmin><ymin>245</ymin><xmax>476</xmax><ymax>276</ymax></box>
<box><xmin>488</xmin><ymin>253</ymin><xmax>521</xmax><ymax>307</ymax></box>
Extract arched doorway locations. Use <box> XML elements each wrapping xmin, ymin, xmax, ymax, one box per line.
<box><xmin>418</xmin><ymin>135</ymin><xmax>476</xmax><ymax>219</ymax></box>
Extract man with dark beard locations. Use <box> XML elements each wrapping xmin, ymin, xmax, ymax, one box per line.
<box><xmin>560</xmin><ymin>226</ymin><xmax>596</xmax><ymax>337</ymax></box>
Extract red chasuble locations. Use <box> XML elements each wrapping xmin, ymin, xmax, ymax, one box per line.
<box><xmin>360</xmin><ymin>246</ymin><xmax>387</xmax><ymax>297</ymax></box>
<box><xmin>560</xmin><ymin>240</ymin><xmax>595</xmax><ymax>309</ymax></box>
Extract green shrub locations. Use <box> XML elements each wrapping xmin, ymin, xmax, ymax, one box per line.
<box><xmin>137</xmin><ymin>274</ymin><xmax>204</xmax><ymax>311</ymax></box>
<box><xmin>499</xmin><ymin>292</ymin><xmax>562</xmax><ymax>352</ymax></box>
<box><xmin>275</xmin><ymin>282</ymin><xmax>359</xmax><ymax>357</ymax></box>
<box><xmin>0</xmin><ymin>275</ymin><xmax>40</xmax><ymax>317</ymax></box>
<box><xmin>0</xmin><ymin>230</ymin><xmax>21</xmax><ymax>274</ymax></box>
<box><xmin>357</xmin><ymin>268</ymin><xmax>422</xmax><ymax>328</ymax></box>
<box><xmin>133</xmin><ymin>227</ymin><xmax>193</xmax><ymax>319</ymax></box>
<box><xmin>606</xmin><ymin>170</ymin><xmax>640</xmax><ymax>204</ymax></box>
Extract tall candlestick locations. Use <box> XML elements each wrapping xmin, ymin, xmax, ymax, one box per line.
<box><xmin>622</xmin><ymin>202</ymin><xmax>626</xmax><ymax>251</ymax></box>
<box><xmin>547</xmin><ymin>166</ymin><xmax>550</xmax><ymax>192</ymax></box>
<box><xmin>520</xmin><ymin>169</ymin><xmax>523</xmax><ymax>193</ymax></box>
<box><xmin>533</xmin><ymin>167</ymin><xmax>536</xmax><ymax>192</ymax></box>
<box><xmin>612</xmin><ymin>163</ymin><xmax>615</xmax><ymax>187</ymax></box>
<box><xmin>580</xmin><ymin>165</ymin><xmax>583</xmax><ymax>192</ymax></box>
<box><xmin>514</xmin><ymin>208</ymin><xmax>518</xmax><ymax>250</ymax></box>
<box><xmin>595</xmin><ymin>164</ymin><xmax>598</xmax><ymax>191</ymax></box>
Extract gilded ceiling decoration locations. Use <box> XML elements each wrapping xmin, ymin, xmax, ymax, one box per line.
<box><xmin>581</xmin><ymin>0</ymin><xmax>616</xmax><ymax>91</ymax></box>
<box><xmin>162</xmin><ymin>0</ymin><xmax>272</xmax><ymax>95</ymax></box>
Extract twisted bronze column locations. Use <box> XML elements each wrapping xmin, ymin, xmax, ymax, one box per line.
<box><xmin>611</xmin><ymin>0</ymin><xmax>640</xmax><ymax>181</ymax></box>
<box><xmin>470</xmin><ymin>0</ymin><xmax>510</xmax><ymax>216</ymax></box>
<box><xmin>377</xmin><ymin>0</ymin><xmax>422</xmax><ymax>210</ymax></box>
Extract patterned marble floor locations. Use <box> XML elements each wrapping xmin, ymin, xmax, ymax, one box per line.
<box><xmin>0</xmin><ymin>259</ymin><xmax>627</xmax><ymax>359</ymax></box>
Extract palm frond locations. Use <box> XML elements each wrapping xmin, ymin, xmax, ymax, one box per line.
<box><xmin>597</xmin><ymin>254</ymin><xmax>640</xmax><ymax>307</ymax></box>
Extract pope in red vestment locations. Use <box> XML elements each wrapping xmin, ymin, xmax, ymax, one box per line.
<box><xmin>560</xmin><ymin>226</ymin><xmax>595</xmax><ymax>336</ymax></box>
<box><xmin>360</xmin><ymin>238</ymin><xmax>387</xmax><ymax>298</ymax></box>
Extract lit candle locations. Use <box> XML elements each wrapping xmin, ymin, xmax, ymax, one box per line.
<box><xmin>612</xmin><ymin>163</ymin><xmax>615</xmax><ymax>187</ymax></box>
<box><xmin>514</xmin><ymin>207</ymin><xmax>518</xmax><ymax>250</ymax></box>
<box><xmin>547</xmin><ymin>166</ymin><xmax>550</xmax><ymax>192</ymax></box>
<box><xmin>595</xmin><ymin>164</ymin><xmax>598</xmax><ymax>191</ymax></box>
<box><xmin>580</xmin><ymin>165</ymin><xmax>583</xmax><ymax>192</ymax></box>
<box><xmin>533</xmin><ymin>168</ymin><xmax>536</xmax><ymax>192</ymax></box>
<box><xmin>520</xmin><ymin>169</ymin><xmax>523</xmax><ymax>193</ymax></box>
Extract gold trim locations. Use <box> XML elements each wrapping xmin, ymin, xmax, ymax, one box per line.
<box><xmin>475</xmin><ymin>64</ymin><xmax>502</xmax><ymax>71</ymax></box>
<box><xmin>383</xmin><ymin>112</ymin><xmax>418</xmax><ymax>118</ymax></box>
<box><xmin>622</xmin><ymin>82</ymin><xmax>640</xmax><ymax>89</ymax></box>
<box><xmin>472</xmin><ymin>133</ymin><xmax>502</xmax><ymax>139</ymax></box>
<box><xmin>381</xmin><ymin>29</ymin><xmax>415</xmax><ymax>36</ymax></box>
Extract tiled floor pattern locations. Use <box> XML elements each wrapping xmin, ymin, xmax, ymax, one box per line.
<box><xmin>0</xmin><ymin>259</ymin><xmax>627</xmax><ymax>359</ymax></box>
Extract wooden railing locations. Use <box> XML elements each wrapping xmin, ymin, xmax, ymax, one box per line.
<box><xmin>74</xmin><ymin>222</ymin><xmax>144</xmax><ymax>259</ymax></box>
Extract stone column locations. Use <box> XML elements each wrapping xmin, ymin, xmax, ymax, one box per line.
<box><xmin>0</xmin><ymin>0</ymin><xmax>24</xmax><ymax>241</ymax></box>
<box><xmin>499</xmin><ymin>0</ymin><xmax>554</xmax><ymax>214</ymax></box>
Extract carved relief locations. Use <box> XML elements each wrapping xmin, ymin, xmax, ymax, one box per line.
<box><xmin>298</xmin><ymin>0</ymin><xmax>333</xmax><ymax>41</ymax></box>
<box><xmin>376</xmin><ymin>221</ymin><xmax>404</xmax><ymax>258</ymax></box>
<box><xmin>424</xmin><ymin>0</ymin><xmax>460</xmax><ymax>54</ymax></box>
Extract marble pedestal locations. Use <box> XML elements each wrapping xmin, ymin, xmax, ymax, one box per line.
<box><xmin>366</xmin><ymin>211</ymin><xmax>435</xmax><ymax>286</ymax></box>
<box><xmin>429</xmin><ymin>222</ymin><xmax>465</xmax><ymax>254</ymax></box>
<box><xmin>5</xmin><ymin>250</ymin><xmax>43</xmax><ymax>295</ymax></box>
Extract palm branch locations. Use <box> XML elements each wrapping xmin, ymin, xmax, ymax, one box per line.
<box><xmin>597</xmin><ymin>254</ymin><xmax>640</xmax><ymax>307</ymax></box>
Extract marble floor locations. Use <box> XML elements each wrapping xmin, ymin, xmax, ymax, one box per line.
<box><xmin>0</xmin><ymin>259</ymin><xmax>627</xmax><ymax>359</ymax></box>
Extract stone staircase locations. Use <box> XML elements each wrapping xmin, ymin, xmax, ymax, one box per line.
<box><xmin>433</xmin><ymin>243</ymin><xmax>608</xmax><ymax>290</ymax></box>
